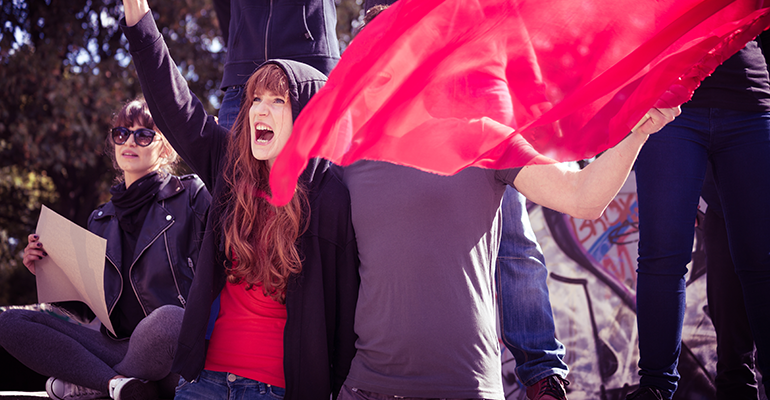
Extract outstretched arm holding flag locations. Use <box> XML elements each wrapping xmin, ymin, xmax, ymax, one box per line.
<box><xmin>268</xmin><ymin>0</ymin><xmax>770</xmax><ymax>210</ymax></box>
<box><xmin>514</xmin><ymin>106</ymin><xmax>679</xmax><ymax>219</ymax></box>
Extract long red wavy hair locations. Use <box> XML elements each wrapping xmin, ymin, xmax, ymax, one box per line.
<box><xmin>222</xmin><ymin>64</ymin><xmax>308</xmax><ymax>303</ymax></box>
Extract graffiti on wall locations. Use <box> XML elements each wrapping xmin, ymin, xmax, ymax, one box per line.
<box><xmin>500</xmin><ymin>174</ymin><xmax>757</xmax><ymax>400</ymax></box>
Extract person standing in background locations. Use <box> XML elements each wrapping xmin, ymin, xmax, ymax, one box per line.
<box><xmin>213</xmin><ymin>0</ymin><xmax>340</xmax><ymax>130</ymax></box>
<box><xmin>497</xmin><ymin>187</ymin><xmax>570</xmax><ymax>400</ymax></box>
<box><xmin>701</xmin><ymin>168</ymin><xmax>759</xmax><ymax>400</ymax></box>
<box><xmin>630</xmin><ymin>40</ymin><xmax>770</xmax><ymax>400</ymax></box>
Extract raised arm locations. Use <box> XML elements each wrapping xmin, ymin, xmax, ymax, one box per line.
<box><xmin>514</xmin><ymin>106</ymin><xmax>680</xmax><ymax>220</ymax></box>
<box><xmin>120</xmin><ymin>0</ymin><xmax>227</xmax><ymax>189</ymax></box>
<box><xmin>123</xmin><ymin>0</ymin><xmax>149</xmax><ymax>25</ymax></box>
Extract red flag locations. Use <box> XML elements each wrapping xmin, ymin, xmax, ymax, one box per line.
<box><xmin>269</xmin><ymin>0</ymin><xmax>770</xmax><ymax>205</ymax></box>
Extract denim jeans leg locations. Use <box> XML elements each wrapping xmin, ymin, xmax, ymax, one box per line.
<box><xmin>496</xmin><ymin>186</ymin><xmax>568</xmax><ymax>387</ymax></box>
<box><xmin>702</xmin><ymin>167</ymin><xmax>759</xmax><ymax>400</ymax></box>
<box><xmin>218</xmin><ymin>85</ymin><xmax>245</xmax><ymax>131</ymax></box>
<box><xmin>635</xmin><ymin>108</ymin><xmax>713</xmax><ymax>398</ymax></box>
<box><xmin>175</xmin><ymin>370</ymin><xmax>229</xmax><ymax>400</ymax></box>
<box><xmin>175</xmin><ymin>370</ymin><xmax>285</xmax><ymax>400</ymax></box>
<box><xmin>703</xmin><ymin>200</ymin><xmax>759</xmax><ymax>400</ymax></box>
<box><xmin>708</xmin><ymin>109</ymin><xmax>770</xmax><ymax>391</ymax></box>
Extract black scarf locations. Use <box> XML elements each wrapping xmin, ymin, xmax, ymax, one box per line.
<box><xmin>108</xmin><ymin>172</ymin><xmax>166</xmax><ymax>338</ymax></box>
<box><xmin>109</xmin><ymin>172</ymin><xmax>164</xmax><ymax>234</ymax></box>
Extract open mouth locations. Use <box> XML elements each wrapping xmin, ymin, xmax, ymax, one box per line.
<box><xmin>256</xmin><ymin>125</ymin><xmax>274</xmax><ymax>143</ymax></box>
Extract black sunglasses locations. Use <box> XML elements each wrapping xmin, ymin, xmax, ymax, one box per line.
<box><xmin>111</xmin><ymin>127</ymin><xmax>157</xmax><ymax>147</ymax></box>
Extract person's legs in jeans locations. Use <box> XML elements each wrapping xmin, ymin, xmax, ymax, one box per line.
<box><xmin>634</xmin><ymin>108</ymin><xmax>711</xmax><ymax>399</ymax></box>
<box><xmin>218</xmin><ymin>85</ymin><xmax>245</xmax><ymax>131</ymax></box>
<box><xmin>496</xmin><ymin>186</ymin><xmax>568</xmax><ymax>387</ymax></box>
<box><xmin>701</xmin><ymin>166</ymin><xmax>759</xmax><ymax>400</ymax></box>
<box><xmin>175</xmin><ymin>370</ymin><xmax>285</xmax><ymax>400</ymax></box>
<box><xmin>709</xmin><ymin>109</ymin><xmax>770</xmax><ymax>392</ymax></box>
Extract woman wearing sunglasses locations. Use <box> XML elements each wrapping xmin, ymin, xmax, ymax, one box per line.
<box><xmin>0</xmin><ymin>98</ymin><xmax>212</xmax><ymax>400</ymax></box>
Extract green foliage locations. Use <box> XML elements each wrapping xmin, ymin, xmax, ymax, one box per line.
<box><xmin>337</xmin><ymin>0</ymin><xmax>365</xmax><ymax>51</ymax></box>
<box><xmin>0</xmin><ymin>167</ymin><xmax>58</xmax><ymax>305</ymax></box>
<box><xmin>0</xmin><ymin>0</ymin><xmax>362</xmax><ymax>306</ymax></box>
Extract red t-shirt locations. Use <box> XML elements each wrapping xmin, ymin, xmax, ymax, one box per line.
<box><xmin>205</xmin><ymin>280</ymin><xmax>287</xmax><ymax>388</ymax></box>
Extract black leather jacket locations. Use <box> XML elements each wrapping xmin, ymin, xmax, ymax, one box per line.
<box><xmin>82</xmin><ymin>174</ymin><xmax>211</xmax><ymax>338</ymax></box>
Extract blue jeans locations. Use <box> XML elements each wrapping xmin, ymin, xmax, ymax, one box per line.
<box><xmin>218</xmin><ymin>85</ymin><xmax>245</xmax><ymax>131</ymax></box>
<box><xmin>635</xmin><ymin>107</ymin><xmax>770</xmax><ymax>398</ymax></box>
<box><xmin>175</xmin><ymin>370</ymin><xmax>285</xmax><ymax>400</ymax></box>
<box><xmin>496</xmin><ymin>186</ymin><xmax>568</xmax><ymax>386</ymax></box>
<box><xmin>702</xmin><ymin>167</ymin><xmax>759</xmax><ymax>400</ymax></box>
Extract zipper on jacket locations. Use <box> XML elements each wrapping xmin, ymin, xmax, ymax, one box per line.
<box><xmin>265</xmin><ymin>0</ymin><xmax>273</xmax><ymax>62</ymax></box>
<box><xmin>130</xmin><ymin>217</ymin><xmax>175</xmax><ymax>316</ymax></box>
<box><xmin>106</xmin><ymin>255</ymin><xmax>122</xmax><ymax>320</ymax></box>
<box><xmin>187</xmin><ymin>257</ymin><xmax>195</xmax><ymax>275</ymax></box>
<box><xmin>163</xmin><ymin>228</ymin><xmax>186</xmax><ymax>308</ymax></box>
<box><xmin>302</xmin><ymin>5</ymin><xmax>314</xmax><ymax>40</ymax></box>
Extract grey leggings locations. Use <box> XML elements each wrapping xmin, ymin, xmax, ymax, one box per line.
<box><xmin>0</xmin><ymin>305</ymin><xmax>183</xmax><ymax>394</ymax></box>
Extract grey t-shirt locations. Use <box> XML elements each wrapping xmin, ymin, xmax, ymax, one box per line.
<box><xmin>342</xmin><ymin>161</ymin><xmax>520</xmax><ymax>399</ymax></box>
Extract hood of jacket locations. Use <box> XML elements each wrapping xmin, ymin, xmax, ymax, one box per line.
<box><xmin>258</xmin><ymin>59</ymin><xmax>327</xmax><ymax>122</ymax></box>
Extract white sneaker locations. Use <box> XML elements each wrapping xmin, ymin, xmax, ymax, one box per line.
<box><xmin>46</xmin><ymin>377</ymin><xmax>106</xmax><ymax>400</ymax></box>
<box><xmin>108</xmin><ymin>377</ymin><xmax>157</xmax><ymax>400</ymax></box>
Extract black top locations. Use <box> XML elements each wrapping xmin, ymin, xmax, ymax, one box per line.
<box><xmin>110</xmin><ymin>172</ymin><xmax>165</xmax><ymax>337</ymax></box>
<box><xmin>685</xmin><ymin>39</ymin><xmax>770</xmax><ymax>112</ymax></box>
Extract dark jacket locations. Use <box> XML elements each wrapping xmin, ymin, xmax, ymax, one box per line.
<box><xmin>215</xmin><ymin>0</ymin><xmax>340</xmax><ymax>88</ymax></box>
<box><xmin>68</xmin><ymin>174</ymin><xmax>210</xmax><ymax>338</ymax></box>
<box><xmin>122</xmin><ymin>13</ymin><xmax>359</xmax><ymax>400</ymax></box>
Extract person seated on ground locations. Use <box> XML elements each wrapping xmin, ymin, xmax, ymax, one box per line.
<box><xmin>0</xmin><ymin>98</ymin><xmax>211</xmax><ymax>400</ymax></box>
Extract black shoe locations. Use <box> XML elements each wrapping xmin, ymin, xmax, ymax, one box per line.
<box><xmin>626</xmin><ymin>386</ymin><xmax>665</xmax><ymax>400</ymax></box>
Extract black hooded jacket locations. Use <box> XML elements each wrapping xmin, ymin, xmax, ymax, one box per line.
<box><xmin>121</xmin><ymin>13</ymin><xmax>359</xmax><ymax>400</ymax></box>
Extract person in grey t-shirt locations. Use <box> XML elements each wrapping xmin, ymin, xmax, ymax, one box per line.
<box><xmin>335</xmin><ymin>107</ymin><xmax>679</xmax><ymax>400</ymax></box>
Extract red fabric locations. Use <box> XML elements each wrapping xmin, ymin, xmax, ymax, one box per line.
<box><xmin>205</xmin><ymin>281</ymin><xmax>287</xmax><ymax>388</ymax></box>
<box><xmin>268</xmin><ymin>0</ymin><xmax>770</xmax><ymax>205</ymax></box>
